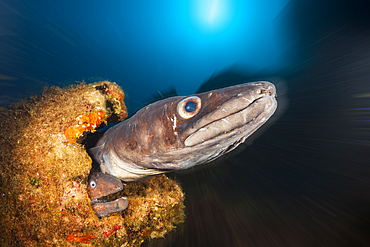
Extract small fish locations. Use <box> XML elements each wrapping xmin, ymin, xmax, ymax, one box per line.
<box><xmin>88</xmin><ymin>81</ymin><xmax>277</xmax><ymax>217</ymax></box>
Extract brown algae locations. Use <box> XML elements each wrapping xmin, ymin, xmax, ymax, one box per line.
<box><xmin>0</xmin><ymin>81</ymin><xmax>185</xmax><ymax>246</ymax></box>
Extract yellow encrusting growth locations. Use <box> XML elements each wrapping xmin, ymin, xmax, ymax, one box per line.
<box><xmin>0</xmin><ymin>81</ymin><xmax>185</xmax><ymax>246</ymax></box>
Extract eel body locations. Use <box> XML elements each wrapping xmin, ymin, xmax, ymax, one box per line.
<box><xmin>87</xmin><ymin>81</ymin><xmax>277</xmax><ymax>217</ymax></box>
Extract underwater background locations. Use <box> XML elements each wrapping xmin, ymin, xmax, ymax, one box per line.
<box><xmin>1</xmin><ymin>0</ymin><xmax>370</xmax><ymax>246</ymax></box>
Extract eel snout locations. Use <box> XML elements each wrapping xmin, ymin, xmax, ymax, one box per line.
<box><xmin>87</xmin><ymin>172</ymin><xmax>128</xmax><ymax>218</ymax></box>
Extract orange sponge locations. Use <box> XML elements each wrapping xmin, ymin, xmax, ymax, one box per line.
<box><xmin>64</xmin><ymin>111</ymin><xmax>104</xmax><ymax>144</ymax></box>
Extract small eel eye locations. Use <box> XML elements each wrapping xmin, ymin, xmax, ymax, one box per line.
<box><xmin>177</xmin><ymin>96</ymin><xmax>202</xmax><ymax>119</ymax></box>
<box><xmin>90</xmin><ymin>180</ymin><xmax>97</xmax><ymax>188</ymax></box>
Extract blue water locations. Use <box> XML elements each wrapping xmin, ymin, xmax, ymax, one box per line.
<box><xmin>0</xmin><ymin>0</ymin><xmax>292</xmax><ymax>111</ymax></box>
<box><xmin>1</xmin><ymin>1</ymin><xmax>370</xmax><ymax>246</ymax></box>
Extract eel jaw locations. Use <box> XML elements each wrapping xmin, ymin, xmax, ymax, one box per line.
<box><xmin>87</xmin><ymin>172</ymin><xmax>129</xmax><ymax>218</ymax></box>
<box><xmin>90</xmin><ymin>197</ymin><xmax>128</xmax><ymax>218</ymax></box>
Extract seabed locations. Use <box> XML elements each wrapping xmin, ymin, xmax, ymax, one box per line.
<box><xmin>0</xmin><ymin>81</ymin><xmax>185</xmax><ymax>246</ymax></box>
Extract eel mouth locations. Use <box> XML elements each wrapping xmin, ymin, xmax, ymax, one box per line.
<box><xmin>90</xmin><ymin>197</ymin><xmax>128</xmax><ymax>218</ymax></box>
<box><xmin>87</xmin><ymin>172</ymin><xmax>128</xmax><ymax>218</ymax></box>
<box><xmin>184</xmin><ymin>81</ymin><xmax>277</xmax><ymax>147</ymax></box>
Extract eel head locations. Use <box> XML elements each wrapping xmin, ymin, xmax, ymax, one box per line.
<box><xmin>87</xmin><ymin>172</ymin><xmax>128</xmax><ymax>218</ymax></box>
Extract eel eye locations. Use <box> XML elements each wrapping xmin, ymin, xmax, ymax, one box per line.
<box><xmin>177</xmin><ymin>96</ymin><xmax>201</xmax><ymax>119</ymax></box>
<box><xmin>90</xmin><ymin>180</ymin><xmax>97</xmax><ymax>188</ymax></box>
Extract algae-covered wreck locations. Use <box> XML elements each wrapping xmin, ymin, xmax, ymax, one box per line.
<box><xmin>0</xmin><ymin>81</ymin><xmax>185</xmax><ymax>246</ymax></box>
